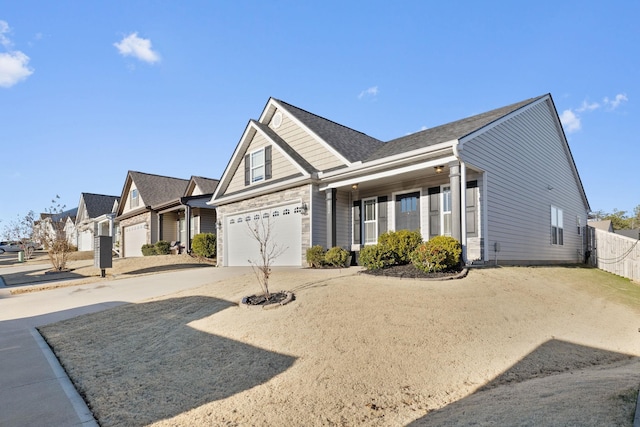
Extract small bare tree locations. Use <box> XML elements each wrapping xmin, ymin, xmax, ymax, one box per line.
<box><xmin>246</xmin><ymin>212</ymin><xmax>287</xmax><ymax>299</ymax></box>
<box><xmin>3</xmin><ymin>210</ymin><xmax>37</xmax><ymax>260</ymax></box>
<box><xmin>40</xmin><ymin>195</ymin><xmax>73</xmax><ymax>271</ymax></box>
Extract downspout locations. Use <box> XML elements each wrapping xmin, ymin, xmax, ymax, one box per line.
<box><xmin>452</xmin><ymin>142</ymin><xmax>467</xmax><ymax>264</ymax></box>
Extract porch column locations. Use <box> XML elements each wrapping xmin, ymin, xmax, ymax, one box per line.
<box><xmin>185</xmin><ymin>204</ymin><xmax>192</xmax><ymax>253</ymax></box>
<box><xmin>449</xmin><ymin>161</ymin><xmax>462</xmax><ymax>241</ymax></box>
<box><xmin>326</xmin><ymin>189</ymin><xmax>336</xmax><ymax>248</ymax></box>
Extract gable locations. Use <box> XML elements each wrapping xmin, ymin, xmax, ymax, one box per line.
<box><xmin>121</xmin><ymin>179</ymin><xmax>146</xmax><ymax>213</ymax></box>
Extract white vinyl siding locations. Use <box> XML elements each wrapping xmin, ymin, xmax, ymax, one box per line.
<box><xmin>460</xmin><ymin>99</ymin><xmax>588</xmax><ymax>263</ymax></box>
<box><xmin>225</xmin><ymin>131</ymin><xmax>299</xmax><ymax>194</ymax></box>
<box><xmin>272</xmin><ymin>113</ymin><xmax>345</xmax><ymax>171</ymax></box>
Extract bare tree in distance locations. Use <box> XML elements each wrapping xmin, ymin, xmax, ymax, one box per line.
<box><xmin>39</xmin><ymin>195</ymin><xmax>74</xmax><ymax>271</ymax></box>
<box><xmin>246</xmin><ymin>212</ymin><xmax>287</xmax><ymax>299</ymax></box>
<box><xmin>3</xmin><ymin>210</ymin><xmax>37</xmax><ymax>260</ymax></box>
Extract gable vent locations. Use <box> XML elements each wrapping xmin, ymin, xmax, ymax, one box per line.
<box><xmin>272</xmin><ymin>111</ymin><xmax>283</xmax><ymax>129</ymax></box>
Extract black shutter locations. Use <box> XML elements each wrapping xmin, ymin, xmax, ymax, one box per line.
<box><xmin>353</xmin><ymin>201</ymin><xmax>361</xmax><ymax>245</ymax></box>
<box><xmin>378</xmin><ymin>196</ymin><xmax>388</xmax><ymax>235</ymax></box>
<box><xmin>428</xmin><ymin>186</ymin><xmax>440</xmax><ymax>238</ymax></box>
<box><xmin>265</xmin><ymin>146</ymin><xmax>272</xmax><ymax>180</ymax></box>
<box><xmin>244</xmin><ymin>154</ymin><xmax>250</xmax><ymax>185</ymax></box>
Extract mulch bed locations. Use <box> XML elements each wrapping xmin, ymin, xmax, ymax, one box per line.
<box><xmin>361</xmin><ymin>263</ymin><xmax>465</xmax><ymax>280</ymax></box>
<box><xmin>242</xmin><ymin>291</ymin><xmax>294</xmax><ymax>308</ymax></box>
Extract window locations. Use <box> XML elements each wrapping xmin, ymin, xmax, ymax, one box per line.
<box><xmin>130</xmin><ymin>188</ymin><xmax>139</xmax><ymax>208</ymax></box>
<box><xmin>251</xmin><ymin>149</ymin><xmax>265</xmax><ymax>183</ymax></box>
<box><xmin>363</xmin><ymin>198</ymin><xmax>377</xmax><ymax>244</ymax></box>
<box><xmin>551</xmin><ymin>206</ymin><xmax>564</xmax><ymax>245</ymax></box>
<box><xmin>441</xmin><ymin>186</ymin><xmax>452</xmax><ymax>236</ymax></box>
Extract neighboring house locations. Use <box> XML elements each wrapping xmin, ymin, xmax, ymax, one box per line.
<box><xmin>588</xmin><ymin>220</ymin><xmax>614</xmax><ymax>233</ymax></box>
<box><xmin>209</xmin><ymin>94</ymin><xmax>590</xmax><ymax>267</ymax></box>
<box><xmin>115</xmin><ymin>171</ymin><xmax>218</xmax><ymax>257</ymax></box>
<box><xmin>34</xmin><ymin>208</ymin><xmax>78</xmax><ymax>248</ymax></box>
<box><xmin>75</xmin><ymin>193</ymin><xmax>120</xmax><ymax>251</ymax></box>
<box><xmin>615</xmin><ymin>228</ymin><xmax>640</xmax><ymax>239</ymax></box>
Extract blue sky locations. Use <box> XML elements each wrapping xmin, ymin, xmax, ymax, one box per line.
<box><xmin>0</xmin><ymin>1</ymin><xmax>638</xmax><ymax>233</ymax></box>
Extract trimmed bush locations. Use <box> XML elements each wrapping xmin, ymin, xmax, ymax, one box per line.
<box><xmin>306</xmin><ymin>245</ymin><xmax>325</xmax><ymax>268</ymax></box>
<box><xmin>325</xmin><ymin>246</ymin><xmax>350</xmax><ymax>267</ymax></box>
<box><xmin>378</xmin><ymin>230</ymin><xmax>422</xmax><ymax>265</ymax></box>
<box><xmin>410</xmin><ymin>236</ymin><xmax>462</xmax><ymax>273</ymax></box>
<box><xmin>155</xmin><ymin>240</ymin><xmax>171</xmax><ymax>255</ymax></box>
<box><xmin>359</xmin><ymin>244</ymin><xmax>394</xmax><ymax>270</ymax></box>
<box><xmin>192</xmin><ymin>233</ymin><xmax>217</xmax><ymax>258</ymax></box>
<box><xmin>141</xmin><ymin>244</ymin><xmax>156</xmax><ymax>256</ymax></box>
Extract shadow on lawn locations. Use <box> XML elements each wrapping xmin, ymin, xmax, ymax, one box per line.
<box><xmin>408</xmin><ymin>339</ymin><xmax>638</xmax><ymax>426</ymax></box>
<box><xmin>123</xmin><ymin>262</ymin><xmax>214</xmax><ymax>276</ymax></box>
<box><xmin>39</xmin><ymin>295</ymin><xmax>296</xmax><ymax>427</ymax></box>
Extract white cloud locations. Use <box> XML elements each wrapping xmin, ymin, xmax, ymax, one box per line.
<box><xmin>604</xmin><ymin>93</ymin><xmax>628</xmax><ymax>110</ymax></box>
<box><xmin>0</xmin><ymin>20</ymin><xmax>34</xmax><ymax>88</ymax></box>
<box><xmin>114</xmin><ymin>32</ymin><xmax>161</xmax><ymax>64</ymax></box>
<box><xmin>358</xmin><ymin>86</ymin><xmax>378</xmax><ymax>99</ymax></box>
<box><xmin>576</xmin><ymin>100</ymin><xmax>599</xmax><ymax>112</ymax></box>
<box><xmin>0</xmin><ymin>20</ymin><xmax>11</xmax><ymax>48</ymax></box>
<box><xmin>560</xmin><ymin>109</ymin><xmax>581</xmax><ymax>134</ymax></box>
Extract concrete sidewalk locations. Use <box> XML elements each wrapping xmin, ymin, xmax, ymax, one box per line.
<box><xmin>0</xmin><ymin>266</ymin><xmax>252</xmax><ymax>427</ymax></box>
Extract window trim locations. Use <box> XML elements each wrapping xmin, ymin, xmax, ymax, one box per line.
<box><xmin>250</xmin><ymin>148</ymin><xmax>265</xmax><ymax>184</ymax></box>
<box><xmin>441</xmin><ymin>185</ymin><xmax>452</xmax><ymax>236</ymax></box>
<box><xmin>130</xmin><ymin>188</ymin><xmax>139</xmax><ymax>208</ymax></box>
<box><xmin>551</xmin><ymin>206</ymin><xmax>564</xmax><ymax>245</ymax></box>
<box><xmin>363</xmin><ymin>197</ymin><xmax>378</xmax><ymax>245</ymax></box>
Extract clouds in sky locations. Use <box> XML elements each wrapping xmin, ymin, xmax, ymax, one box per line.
<box><xmin>358</xmin><ymin>86</ymin><xmax>378</xmax><ymax>100</ymax></box>
<box><xmin>560</xmin><ymin>93</ymin><xmax>628</xmax><ymax>134</ymax></box>
<box><xmin>114</xmin><ymin>32</ymin><xmax>161</xmax><ymax>64</ymax></box>
<box><xmin>0</xmin><ymin>20</ymin><xmax>34</xmax><ymax>88</ymax></box>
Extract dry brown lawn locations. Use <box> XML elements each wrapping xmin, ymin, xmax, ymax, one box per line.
<box><xmin>39</xmin><ymin>266</ymin><xmax>640</xmax><ymax>426</ymax></box>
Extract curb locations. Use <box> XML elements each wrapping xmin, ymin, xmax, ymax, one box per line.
<box><xmin>30</xmin><ymin>328</ymin><xmax>98</xmax><ymax>426</ymax></box>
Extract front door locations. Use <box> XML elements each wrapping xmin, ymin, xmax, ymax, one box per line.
<box><xmin>395</xmin><ymin>192</ymin><xmax>420</xmax><ymax>231</ymax></box>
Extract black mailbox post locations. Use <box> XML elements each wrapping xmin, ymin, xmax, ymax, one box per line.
<box><xmin>94</xmin><ymin>236</ymin><xmax>113</xmax><ymax>277</ymax></box>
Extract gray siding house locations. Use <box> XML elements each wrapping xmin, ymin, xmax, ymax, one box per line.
<box><xmin>209</xmin><ymin>94</ymin><xmax>590</xmax><ymax>267</ymax></box>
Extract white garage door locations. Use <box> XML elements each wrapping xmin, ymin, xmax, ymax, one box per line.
<box><xmin>79</xmin><ymin>230</ymin><xmax>93</xmax><ymax>251</ymax></box>
<box><xmin>226</xmin><ymin>203</ymin><xmax>302</xmax><ymax>267</ymax></box>
<box><xmin>123</xmin><ymin>223</ymin><xmax>147</xmax><ymax>257</ymax></box>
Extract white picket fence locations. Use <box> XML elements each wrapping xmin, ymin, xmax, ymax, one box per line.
<box><xmin>589</xmin><ymin>227</ymin><xmax>640</xmax><ymax>282</ymax></box>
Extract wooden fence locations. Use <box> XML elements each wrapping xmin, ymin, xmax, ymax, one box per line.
<box><xmin>588</xmin><ymin>227</ymin><xmax>640</xmax><ymax>282</ymax></box>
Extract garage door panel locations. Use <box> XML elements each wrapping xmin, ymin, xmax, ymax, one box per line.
<box><xmin>124</xmin><ymin>223</ymin><xmax>147</xmax><ymax>257</ymax></box>
<box><xmin>226</xmin><ymin>203</ymin><xmax>301</xmax><ymax>267</ymax></box>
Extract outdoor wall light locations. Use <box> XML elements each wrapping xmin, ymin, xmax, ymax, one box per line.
<box><xmin>434</xmin><ymin>165</ymin><xmax>444</xmax><ymax>174</ymax></box>
<box><xmin>216</xmin><ymin>220</ymin><xmax>222</xmax><ymax>229</ymax></box>
<box><xmin>352</xmin><ymin>183</ymin><xmax>359</xmax><ymax>190</ymax></box>
<box><xmin>300</xmin><ymin>202</ymin><xmax>308</xmax><ymax>215</ymax></box>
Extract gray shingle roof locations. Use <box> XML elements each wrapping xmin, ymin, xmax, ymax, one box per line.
<box><xmin>189</xmin><ymin>176</ymin><xmax>219</xmax><ymax>195</ymax></box>
<box><xmin>365</xmin><ymin>95</ymin><xmax>548</xmax><ymax>161</ymax></box>
<box><xmin>128</xmin><ymin>171</ymin><xmax>189</xmax><ymax>208</ymax></box>
<box><xmin>81</xmin><ymin>193</ymin><xmax>119</xmax><ymax>218</ymax></box>
<box><xmin>276</xmin><ymin>99</ymin><xmax>384</xmax><ymax>163</ymax></box>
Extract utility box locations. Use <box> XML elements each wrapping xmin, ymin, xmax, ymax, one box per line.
<box><xmin>94</xmin><ymin>236</ymin><xmax>112</xmax><ymax>276</ymax></box>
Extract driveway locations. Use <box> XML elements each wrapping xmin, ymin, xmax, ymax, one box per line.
<box><xmin>0</xmin><ymin>264</ymin><xmax>253</xmax><ymax>427</ymax></box>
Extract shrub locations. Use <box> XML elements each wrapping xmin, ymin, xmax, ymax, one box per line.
<box><xmin>359</xmin><ymin>244</ymin><xmax>394</xmax><ymax>270</ymax></box>
<box><xmin>155</xmin><ymin>240</ymin><xmax>171</xmax><ymax>255</ymax></box>
<box><xmin>410</xmin><ymin>236</ymin><xmax>462</xmax><ymax>273</ymax></box>
<box><xmin>192</xmin><ymin>233</ymin><xmax>217</xmax><ymax>258</ymax></box>
<box><xmin>141</xmin><ymin>244</ymin><xmax>156</xmax><ymax>256</ymax></box>
<box><xmin>378</xmin><ymin>230</ymin><xmax>422</xmax><ymax>265</ymax></box>
<box><xmin>306</xmin><ymin>245</ymin><xmax>325</xmax><ymax>268</ymax></box>
<box><xmin>325</xmin><ymin>246</ymin><xmax>350</xmax><ymax>267</ymax></box>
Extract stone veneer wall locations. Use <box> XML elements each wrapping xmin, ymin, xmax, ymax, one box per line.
<box><xmin>216</xmin><ymin>185</ymin><xmax>311</xmax><ymax>266</ymax></box>
<box><xmin>118</xmin><ymin>212</ymin><xmax>151</xmax><ymax>257</ymax></box>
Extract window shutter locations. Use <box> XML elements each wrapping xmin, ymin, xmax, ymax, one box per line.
<box><xmin>428</xmin><ymin>186</ymin><xmax>440</xmax><ymax>238</ymax></box>
<box><xmin>378</xmin><ymin>196</ymin><xmax>388</xmax><ymax>235</ymax></box>
<box><xmin>265</xmin><ymin>146</ymin><xmax>272</xmax><ymax>180</ymax></box>
<box><xmin>244</xmin><ymin>154</ymin><xmax>250</xmax><ymax>185</ymax></box>
<box><xmin>353</xmin><ymin>201</ymin><xmax>361</xmax><ymax>245</ymax></box>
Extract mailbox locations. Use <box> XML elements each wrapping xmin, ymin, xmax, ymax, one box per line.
<box><xmin>94</xmin><ymin>236</ymin><xmax>112</xmax><ymax>277</ymax></box>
